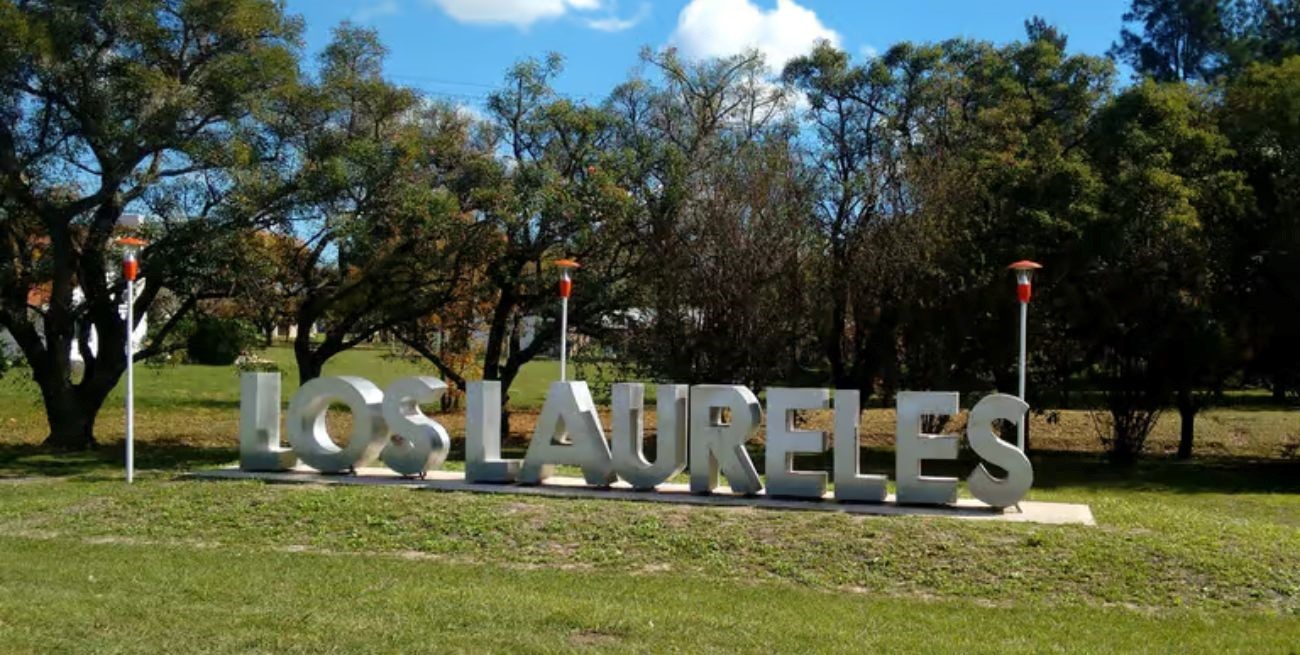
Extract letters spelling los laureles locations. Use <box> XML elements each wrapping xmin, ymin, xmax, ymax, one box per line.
<box><xmin>238</xmin><ymin>374</ymin><xmax>1033</xmax><ymax>508</ymax></box>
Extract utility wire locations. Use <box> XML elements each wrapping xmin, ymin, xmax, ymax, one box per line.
<box><xmin>388</xmin><ymin>72</ymin><xmax>607</xmax><ymax>101</ymax></box>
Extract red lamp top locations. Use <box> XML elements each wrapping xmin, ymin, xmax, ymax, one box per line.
<box><xmin>1009</xmin><ymin>260</ymin><xmax>1041</xmax><ymax>303</ymax></box>
<box><xmin>555</xmin><ymin>259</ymin><xmax>578</xmax><ymax>298</ymax></box>
<box><xmin>116</xmin><ymin>237</ymin><xmax>147</xmax><ymax>282</ymax></box>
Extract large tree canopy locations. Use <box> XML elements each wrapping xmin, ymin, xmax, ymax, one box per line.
<box><xmin>0</xmin><ymin>0</ymin><xmax>301</xmax><ymax>448</ymax></box>
<box><xmin>0</xmin><ymin>1</ymin><xmax>1294</xmax><ymax>467</ymax></box>
<box><xmin>1111</xmin><ymin>0</ymin><xmax>1228</xmax><ymax>81</ymax></box>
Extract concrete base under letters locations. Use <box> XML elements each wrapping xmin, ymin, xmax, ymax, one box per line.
<box><xmin>187</xmin><ymin>466</ymin><xmax>1094</xmax><ymax>525</ymax></box>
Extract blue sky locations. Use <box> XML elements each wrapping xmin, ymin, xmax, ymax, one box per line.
<box><xmin>286</xmin><ymin>0</ymin><xmax>1132</xmax><ymax>102</ymax></box>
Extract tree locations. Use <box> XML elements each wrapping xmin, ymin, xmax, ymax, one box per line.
<box><xmin>0</xmin><ymin>0</ymin><xmax>301</xmax><ymax>448</ymax></box>
<box><xmin>1025</xmin><ymin>16</ymin><xmax>1070</xmax><ymax>51</ymax></box>
<box><xmin>1223</xmin><ymin>0</ymin><xmax>1300</xmax><ymax>72</ymax></box>
<box><xmin>255</xmin><ymin>25</ymin><xmax>487</xmax><ymax>384</ymax></box>
<box><xmin>213</xmin><ymin>230</ymin><xmax>301</xmax><ymax>346</ymax></box>
<box><xmin>443</xmin><ymin>54</ymin><xmax>637</xmax><ymax>410</ymax></box>
<box><xmin>1111</xmin><ymin>0</ymin><xmax>1228</xmax><ymax>81</ymax></box>
<box><xmin>782</xmin><ymin>42</ymin><xmax>914</xmax><ymax>398</ymax></box>
<box><xmin>1219</xmin><ymin>56</ymin><xmax>1300</xmax><ymax>403</ymax></box>
<box><xmin>876</xmin><ymin>32</ymin><xmax>1112</xmax><ymax>418</ymax></box>
<box><xmin>604</xmin><ymin>49</ymin><xmax>817</xmax><ymax>388</ymax></box>
<box><xmin>1081</xmin><ymin>81</ymin><xmax>1246</xmax><ymax>462</ymax></box>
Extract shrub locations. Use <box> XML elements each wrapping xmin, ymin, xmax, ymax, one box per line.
<box><xmin>1089</xmin><ymin>349</ymin><xmax>1168</xmax><ymax>465</ymax></box>
<box><xmin>234</xmin><ymin>352</ymin><xmax>281</xmax><ymax>374</ymax></box>
<box><xmin>186</xmin><ymin>317</ymin><xmax>259</xmax><ymax>366</ymax></box>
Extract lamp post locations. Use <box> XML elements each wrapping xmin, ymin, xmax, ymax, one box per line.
<box><xmin>555</xmin><ymin>259</ymin><xmax>580</xmax><ymax>382</ymax></box>
<box><xmin>1008</xmin><ymin>260</ymin><xmax>1042</xmax><ymax>452</ymax></box>
<box><xmin>118</xmin><ymin>236</ymin><xmax>147</xmax><ymax>483</ymax></box>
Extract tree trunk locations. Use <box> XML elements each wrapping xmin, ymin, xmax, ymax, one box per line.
<box><xmin>37</xmin><ymin>364</ymin><xmax>114</xmax><ymax>451</ymax></box>
<box><xmin>11</xmin><ymin>302</ymin><xmax>117</xmax><ymax>451</ymax></box>
<box><xmin>825</xmin><ymin>260</ymin><xmax>848</xmax><ymax>389</ymax></box>
<box><xmin>481</xmin><ymin>292</ymin><xmax>515</xmax><ymax>382</ymax></box>
<box><xmin>297</xmin><ymin>357</ymin><xmax>323</xmax><ymax>386</ymax></box>
<box><xmin>1176</xmin><ymin>385</ymin><xmax>1195</xmax><ymax>460</ymax></box>
<box><xmin>294</xmin><ymin>330</ymin><xmax>324</xmax><ymax>385</ymax></box>
<box><xmin>40</xmin><ymin>388</ymin><xmax>99</xmax><ymax>450</ymax></box>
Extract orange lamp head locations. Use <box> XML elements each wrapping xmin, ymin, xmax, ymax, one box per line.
<box><xmin>116</xmin><ymin>237</ymin><xmax>148</xmax><ymax>281</ymax></box>
<box><xmin>555</xmin><ymin>259</ymin><xmax>579</xmax><ymax>298</ymax></box>
<box><xmin>1008</xmin><ymin>260</ymin><xmax>1042</xmax><ymax>302</ymax></box>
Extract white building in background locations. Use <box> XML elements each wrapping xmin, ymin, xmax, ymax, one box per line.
<box><xmin>0</xmin><ymin>213</ymin><xmax>148</xmax><ymax>372</ymax></box>
<box><xmin>67</xmin><ymin>285</ymin><xmax>149</xmax><ymax>374</ymax></box>
<box><xmin>467</xmin><ymin>314</ymin><xmax>541</xmax><ymax>353</ymax></box>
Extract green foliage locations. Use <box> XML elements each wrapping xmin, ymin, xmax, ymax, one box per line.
<box><xmin>0</xmin><ymin>0</ymin><xmax>302</xmax><ymax>447</ymax></box>
<box><xmin>1112</xmin><ymin>0</ymin><xmax>1300</xmax><ymax>80</ymax></box>
<box><xmin>1111</xmin><ymin>0</ymin><xmax>1228</xmax><ymax>81</ymax></box>
<box><xmin>186</xmin><ymin>317</ymin><xmax>259</xmax><ymax>366</ymax></box>
<box><xmin>232</xmin><ymin>351</ymin><xmax>281</xmax><ymax>374</ymax></box>
<box><xmin>241</xmin><ymin>23</ymin><xmax>492</xmax><ymax>385</ymax></box>
<box><xmin>1076</xmin><ymin>81</ymin><xmax>1247</xmax><ymax>461</ymax></box>
<box><xmin>0</xmin><ymin>1</ymin><xmax>1296</xmax><ymax>465</ymax></box>
<box><xmin>1219</xmin><ymin>55</ymin><xmax>1300</xmax><ymax>398</ymax></box>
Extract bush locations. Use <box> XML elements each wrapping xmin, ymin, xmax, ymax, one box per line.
<box><xmin>186</xmin><ymin>317</ymin><xmax>259</xmax><ymax>366</ymax></box>
<box><xmin>234</xmin><ymin>352</ymin><xmax>281</xmax><ymax>374</ymax></box>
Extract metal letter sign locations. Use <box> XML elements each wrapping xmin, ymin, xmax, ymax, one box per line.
<box><xmin>764</xmin><ymin>387</ymin><xmax>831</xmax><ymax>499</ymax></box>
<box><xmin>831</xmin><ymin>389</ymin><xmax>887</xmax><ymax>502</ymax></box>
<box><xmin>240</xmin><ymin>374</ymin><xmax>1035</xmax><ymax>509</ymax></box>
<box><xmin>895</xmin><ymin>391</ymin><xmax>960</xmax><ymax>505</ymax></box>
<box><xmin>520</xmin><ymin>382</ymin><xmax>616</xmax><ymax>486</ymax></box>
<box><xmin>465</xmin><ymin>381</ymin><xmax>521</xmax><ymax>483</ymax></box>
<box><xmin>286</xmin><ymin>376</ymin><xmax>388</xmax><ymax>473</ymax></box>
<box><xmin>688</xmin><ymin>385</ymin><xmax>764</xmax><ymax>495</ymax></box>
<box><xmin>238</xmin><ymin>371</ymin><xmax>296</xmax><ymax>471</ymax></box>
<box><xmin>611</xmin><ymin>384</ymin><xmax>689</xmax><ymax>490</ymax></box>
<box><xmin>380</xmin><ymin>377</ymin><xmax>451</xmax><ymax>477</ymax></box>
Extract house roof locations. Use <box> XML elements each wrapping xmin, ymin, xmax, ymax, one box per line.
<box><xmin>27</xmin><ymin>283</ymin><xmax>51</xmax><ymax>308</ymax></box>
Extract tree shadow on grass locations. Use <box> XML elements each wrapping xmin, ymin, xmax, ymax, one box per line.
<box><xmin>4</xmin><ymin>432</ymin><xmax>1296</xmax><ymax>496</ymax></box>
<box><xmin>735</xmin><ymin>444</ymin><xmax>1300</xmax><ymax>496</ymax></box>
<box><xmin>1023</xmin><ymin>449</ymin><xmax>1300</xmax><ymax>494</ymax></box>
<box><xmin>135</xmin><ymin>397</ymin><xmax>241</xmax><ymax>411</ymax></box>
<box><xmin>0</xmin><ymin>440</ymin><xmax>236</xmax><ymax>479</ymax></box>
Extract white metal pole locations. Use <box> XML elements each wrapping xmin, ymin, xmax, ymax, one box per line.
<box><xmin>125</xmin><ymin>277</ymin><xmax>135</xmax><ymax>484</ymax></box>
<box><xmin>555</xmin><ymin>261</ymin><xmax>577</xmax><ymax>382</ymax></box>
<box><xmin>560</xmin><ymin>294</ymin><xmax>569</xmax><ymax>382</ymax></box>
<box><xmin>1017</xmin><ymin>298</ymin><xmax>1028</xmax><ymax>452</ymax></box>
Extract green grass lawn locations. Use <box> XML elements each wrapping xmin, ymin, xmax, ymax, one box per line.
<box><xmin>0</xmin><ymin>345</ymin><xmax>563</xmax><ymax>412</ymax></box>
<box><xmin>0</xmin><ymin>345</ymin><xmax>1297</xmax><ymax>652</ymax></box>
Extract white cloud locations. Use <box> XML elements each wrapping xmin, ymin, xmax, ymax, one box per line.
<box><xmin>859</xmin><ymin>44</ymin><xmax>878</xmax><ymax>59</ymax></box>
<box><xmin>669</xmin><ymin>0</ymin><xmax>840</xmax><ymax>68</ymax></box>
<box><xmin>353</xmin><ymin>0</ymin><xmax>400</xmax><ymax>23</ymax></box>
<box><xmin>454</xmin><ymin>102</ymin><xmax>487</xmax><ymax>123</ymax></box>
<box><xmin>584</xmin><ymin>2</ymin><xmax>649</xmax><ymax>32</ymax></box>
<box><xmin>426</xmin><ymin>0</ymin><xmax>606</xmax><ymax>29</ymax></box>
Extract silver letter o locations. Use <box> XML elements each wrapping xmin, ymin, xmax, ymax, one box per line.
<box><xmin>286</xmin><ymin>376</ymin><xmax>388</xmax><ymax>473</ymax></box>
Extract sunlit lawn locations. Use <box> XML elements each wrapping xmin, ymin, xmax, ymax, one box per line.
<box><xmin>0</xmin><ymin>344</ymin><xmax>1297</xmax><ymax>652</ymax></box>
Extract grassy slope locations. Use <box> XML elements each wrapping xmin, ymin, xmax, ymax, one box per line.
<box><xmin>0</xmin><ymin>536</ymin><xmax>1293</xmax><ymax>654</ymax></box>
<box><xmin>1</xmin><ymin>345</ymin><xmax>1296</xmax><ymax>457</ymax></box>
<box><xmin>0</xmin><ymin>345</ymin><xmax>1297</xmax><ymax>651</ymax></box>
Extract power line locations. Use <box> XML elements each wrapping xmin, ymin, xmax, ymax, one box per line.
<box><xmin>388</xmin><ymin>72</ymin><xmax>607</xmax><ymax>101</ymax></box>
<box><xmin>387</xmin><ymin>73</ymin><xmax>498</xmax><ymax>90</ymax></box>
